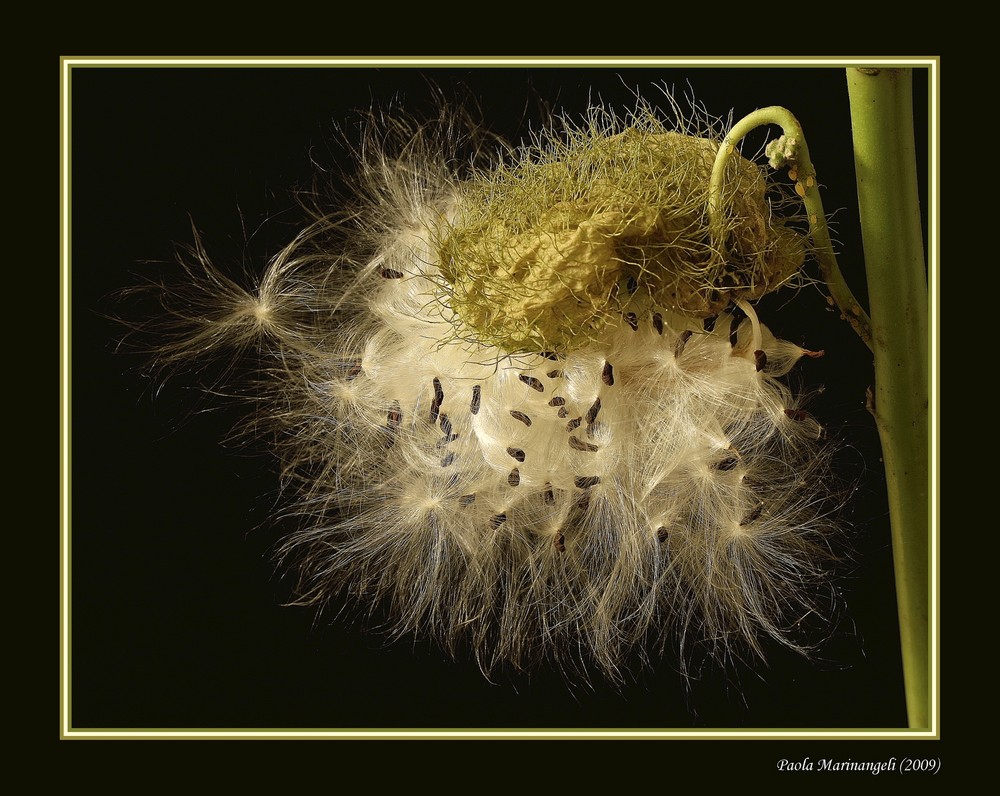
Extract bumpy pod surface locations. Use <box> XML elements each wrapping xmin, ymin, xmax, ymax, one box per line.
<box><xmin>152</xmin><ymin>106</ymin><xmax>837</xmax><ymax>680</ymax></box>
<box><xmin>438</xmin><ymin>119</ymin><xmax>805</xmax><ymax>353</ymax></box>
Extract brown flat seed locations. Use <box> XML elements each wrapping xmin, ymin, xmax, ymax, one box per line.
<box><xmin>510</xmin><ymin>410</ymin><xmax>532</xmax><ymax>427</ymax></box>
<box><xmin>586</xmin><ymin>397</ymin><xmax>602</xmax><ymax>424</ymax></box>
<box><xmin>674</xmin><ymin>330</ymin><xmax>692</xmax><ymax>358</ymax></box>
<box><xmin>566</xmin><ymin>417</ymin><xmax>582</xmax><ymax>432</ymax></box>
<box><xmin>703</xmin><ymin>316</ymin><xmax>717</xmax><ymax>332</ymax></box>
<box><xmin>470</xmin><ymin>384</ymin><xmax>481</xmax><ymax>415</ymax></box>
<box><xmin>784</xmin><ymin>408</ymin><xmax>811</xmax><ymax>422</ymax></box>
<box><xmin>439</xmin><ymin>414</ymin><xmax>453</xmax><ymax>436</ymax></box>
<box><xmin>754</xmin><ymin>349</ymin><xmax>767</xmax><ymax>372</ymax></box>
<box><xmin>575</xmin><ymin>475</ymin><xmax>600</xmax><ymax>489</ymax></box>
<box><xmin>543</xmin><ymin>484</ymin><xmax>555</xmax><ymax>505</ymax></box>
<box><xmin>729</xmin><ymin>307</ymin><xmax>746</xmax><ymax>347</ymax></box>
<box><xmin>380</xmin><ymin>269</ymin><xmax>404</xmax><ymax>279</ymax></box>
<box><xmin>546</xmin><ymin>369</ymin><xmax>562</xmax><ymax>379</ymax></box>
<box><xmin>656</xmin><ymin>527</ymin><xmax>669</xmax><ymax>543</ymax></box>
<box><xmin>714</xmin><ymin>455</ymin><xmax>740</xmax><ymax>472</ymax></box>
<box><xmin>601</xmin><ymin>362</ymin><xmax>614</xmax><ymax>386</ymax></box>
<box><xmin>625</xmin><ymin>312</ymin><xmax>638</xmax><ymax>331</ymax></box>
<box><xmin>507</xmin><ymin>447</ymin><xmax>526</xmax><ymax>463</ymax></box>
<box><xmin>429</xmin><ymin>377</ymin><xmax>444</xmax><ymax>424</ymax></box>
<box><xmin>741</xmin><ymin>502</ymin><xmax>765</xmax><ymax>526</ymax></box>
<box><xmin>569</xmin><ymin>437</ymin><xmax>599</xmax><ymax>452</ymax></box>
<box><xmin>459</xmin><ymin>494</ymin><xmax>476</xmax><ymax>506</ymax></box>
<box><xmin>385</xmin><ymin>402</ymin><xmax>402</xmax><ymax>448</ymax></box>
<box><xmin>548</xmin><ymin>396</ymin><xmax>566</xmax><ymax>407</ymax></box>
<box><xmin>441</xmin><ymin>452</ymin><xmax>456</xmax><ymax>467</ymax></box>
<box><xmin>336</xmin><ymin>359</ymin><xmax>363</xmax><ymax>380</ymax></box>
<box><xmin>652</xmin><ymin>312</ymin><xmax>663</xmax><ymax>335</ymax></box>
<box><xmin>557</xmin><ymin>407</ymin><xmax>569</xmax><ymax>418</ymax></box>
<box><xmin>387</xmin><ymin>402</ymin><xmax>401</xmax><ymax>429</ymax></box>
<box><xmin>519</xmin><ymin>374</ymin><xmax>544</xmax><ymax>392</ymax></box>
<box><xmin>490</xmin><ymin>513</ymin><xmax>507</xmax><ymax>529</ymax></box>
<box><xmin>541</xmin><ymin>351</ymin><xmax>559</xmax><ymax>361</ymax></box>
<box><xmin>508</xmin><ymin>468</ymin><xmax>520</xmax><ymax>487</ymax></box>
<box><xmin>554</xmin><ymin>533</ymin><xmax>566</xmax><ymax>552</ymax></box>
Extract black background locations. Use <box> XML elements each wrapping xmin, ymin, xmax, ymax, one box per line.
<box><xmin>70</xmin><ymin>63</ymin><xmax>930</xmax><ymax>733</ymax></box>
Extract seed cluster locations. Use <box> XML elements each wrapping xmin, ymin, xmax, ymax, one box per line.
<box><xmin>276</xmin><ymin>240</ymin><xmax>835</xmax><ymax>676</ymax></box>
<box><xmin>148</xmin><ymin>102</ymin><xmax>838</xmax><ymax>682</ymax></box>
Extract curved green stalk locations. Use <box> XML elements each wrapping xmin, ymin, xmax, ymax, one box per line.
<box><xmin>709</xmin><ymin>107</ymin><xmax>873</xmax><ymax>349</ymax></box>
<box><xmin>847</xmin><ymin>67</ymin><xmax>930</xmax><ymax>730</ymax></box>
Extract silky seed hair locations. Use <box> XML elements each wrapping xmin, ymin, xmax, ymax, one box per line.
<box><xmin>133</xmin><ymin>90</ymin><xmax>843</xmax><ymax>683</ymax></box>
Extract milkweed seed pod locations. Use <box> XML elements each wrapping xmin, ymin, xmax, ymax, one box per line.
<box><xmin>145</xmin><ymin>99</ymin><xmax>840</xmax><ymax>682</ymax></box>
<box><xmin>440</xmin><ymin>118</ymin><xmax>805</xmax><ymax>353</ymax></box>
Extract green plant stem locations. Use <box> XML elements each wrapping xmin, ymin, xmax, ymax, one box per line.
<box><xmin>709</xmin><ymin>107</ymin><xmax>873</xmax><ymax>349</ymax></box>
<box><xmin>847</xmin><ymin>68</ymin><xmax>929</xmax><ymax>730</ymax></box>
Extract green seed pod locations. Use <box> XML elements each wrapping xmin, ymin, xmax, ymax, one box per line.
<box><xmin>437</xmin><ymin>118</ymin><xmax>805</xmax><ymax>353</ymax></box>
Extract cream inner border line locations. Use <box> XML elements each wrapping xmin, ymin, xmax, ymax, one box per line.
<box><xmin>59</xmin><ymin>54</ymin><xmax>939</xmax><ymax>741</ymax></box>
<box><xmin>63</xmin><ymin>55</ymin><xmax>932</xmax><ymax>67</ymax></box>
